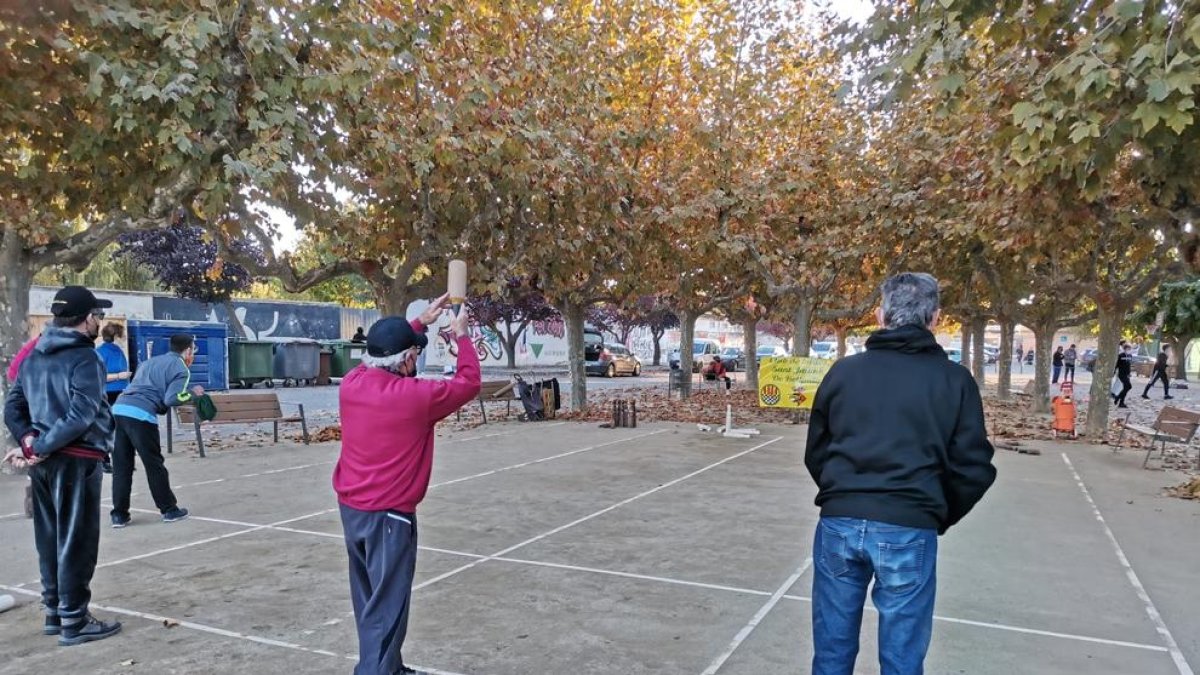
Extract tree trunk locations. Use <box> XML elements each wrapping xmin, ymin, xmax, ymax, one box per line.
<box><xmin>651</xmin><ymin>326</ymin><xmax>664</xmax><ymax>366</ymax></box>
<box><xmin>0</xmin><ymin>234</ymin><xmax>33</xmax><ymax>396</ymax></box>
<box><xmin>1168</xmin><ymin>335</ymin><xmax>1193</xmax><ymax>380</ymax></box>
<box><xmin>678</xmin><ymin>309</ymin><xmax>696</xmax><ymax>398</ymax></box>
<box><xmin>1085</xmin><ymin>304</ymin><xmax>1124</xmax><ymax>439</ymax></box>
<box><xmin>373</xmin><ymin>275</ymin><xmax>416</xmax><ymax>316</ymax></box>
<box><xmin>563</xmin><ymin>301</ymin><xmax>588</xmax><ymax>410</ymax></box>
<box><xmin>971</xmin><ymin>318</ymin><xmax>986</xmax><ymax>385</ymax></box>
<box><xmin>834</xmin><ymin>326</ymin><xmax>848</xmax><ymax>358</ymax></box>
<box><xmin>959</xmin><ymin>323</ymin><xmax>972</xmax><ymax>373</ymax></box>
<box><xmin>1031</xmin><ymin>321</ymin><xmax>1054</xmax><ymax>414</ymax></box>
<box><xmin>743</xmin><ymin>316</ymin><xmax>758</xmax><ymax>391</ymax></box>
<box><xmin>791</xmin><ymin>301</ymin><xmax>814</xmax><ymax>357</ymax></box>
<box><xmin>222</xmin><ymin>300</ymin><xmax>248</xmax><ymax>339</ymax></box>
<box><xmin>502</xmin><ymin>324</ymin><xmax>520</xmax><ymax>369</ymax></box>
<box><xmin>997</xmin><ymin>318</ymin><xmax>1014</xmax><ymax>400</ymax></box>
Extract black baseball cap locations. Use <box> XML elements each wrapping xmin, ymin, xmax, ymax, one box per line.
<box><xmin>366</xmin><ymin>316</ymin><xmax>429</xmax><ymax>357</ymax></box>
<box><xmin>50</xmin><ymin>285</ymin><xmax>113</xmax><ymax>317</ymax></box>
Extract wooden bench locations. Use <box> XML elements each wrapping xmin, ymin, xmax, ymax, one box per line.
<box><xmin>168</xmin><ymin>392</ymin><xmax>309</xmax><ymax>458</ymax></box>
<box><xmin>1114</xmin><ymin>406</ymin><xmax>1200</xmax><ymax>470</ymax></box>
<box><xmin>457</xmin><ymin>380</ymin><xmax>516</xmax><ymax>424</ymax></box>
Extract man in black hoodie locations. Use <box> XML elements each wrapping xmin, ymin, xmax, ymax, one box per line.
<box><xmin>1141</xmin><ymin>345</ymin><xmax>1173</xmax><ymax>400</ymax></box>
<box><xmin>805</xmin><ymin>273</ymin><xmax>996</xmax><ymax>675</ymax></box>
<box><xmin>3</xmin><ymin>286</ymin><xmax>122</xmax><ymax>646</ymax></box>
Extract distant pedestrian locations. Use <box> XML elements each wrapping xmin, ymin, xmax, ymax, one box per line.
<box><xmin>1063</xmin><ymin>344</ymin><xmax>1077</xmax><ymax>382</ymax></box>
<box><xmin>109</xmin><ymin>333</ymin><xmax>198</xmax><ymax>528</ymax></box>
<box><xmin>1113</xmin><ymin>343</ymin><xmax>1133</xmax><ymax>408</ymax></box>
<box><xmin>1052</xmin><ymin>346</ymin><xmax>1064</xmax><ymax>384</ymax></box>
<box><xmin>703</xmin><ymin>355</ymin><xmax>733</xmax><ymax>391</ymax></box>
<box><xmin>805</xmin><ymin>273</ymin><xmax>996</xmax><ymax>675</ymax></box>
<box><xmin>3</xmin><ymin>285</ymin><xmax>122</xmax><ymax>645</ymax></box>
<box><xmin>1142</xmin><ymin>345</ymin><xmax>1173</xmax><ymax>400</ymax></box>
<box><xmin>351</xmin><ymin>327</ymin><xmax>367</xmax><ymax>344</ymax></box>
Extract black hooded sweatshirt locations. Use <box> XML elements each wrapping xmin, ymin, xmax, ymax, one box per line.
<box><xmin>804</xmin><ymin>324</ymin><xmax>997</xmax><ymax>534</ymax></box>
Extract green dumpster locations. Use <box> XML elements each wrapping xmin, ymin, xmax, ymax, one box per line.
<box><xmin>228</xmin><ymin>340</ymin><xmax>275</xmax><ymax>389</ymax></box>
<box><xmin>327</xmin><ymin>341</ymin><xmax>367</xmax><ymax>378</ymax></box>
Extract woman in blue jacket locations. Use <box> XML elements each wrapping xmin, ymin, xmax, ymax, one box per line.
<box><xmin>96</xmin><ymin>323</ymin><xmax>131</xmax><ymax>405</ymax></box>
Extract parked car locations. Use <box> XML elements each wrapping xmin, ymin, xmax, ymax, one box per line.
<box><xmin>945</xmin><ymin>347</ymin><xmax>962</xmax><ymax>364</ymax></box>
<box><xmin>981</xmin><ymin>346</ymin><xmax>999</xmax><ymax>364</ymax></box>
<box><xmin>811</xmin><ymin>341</ymin><xmax>838</xmax><ymax>360</ymax></box>
<box><xmin>1082</xmin><ymin>349</ymin><xmax>1099</xmax><ymax>371</ymax></box>
<box><xmin>755</xmin><ymin>344</ymin><xmax>789</xmax><ymax>366</ymax></box>
<box><xmin>669</xmin><ymin>339</ymin><xmax>723</xmax><ymax>372</ymax></box>
<box><xmin>586</xmin><ymin>341</ymin><xmax>642</xmax><ymax>377</ymax></box>
<box><xmin>720</xmin><ymin>346</ymin><xmax>745</xmax><ymax>372</ymax></box>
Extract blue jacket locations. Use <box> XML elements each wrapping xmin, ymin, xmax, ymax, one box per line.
<box><xmin>4</xmin><ymin>328</ymin><xmax>114</xmax><ymax>456</ymax></box>
<box><xmin>96</xmin><ymin>341</ymin><xmax>129</xmax><ymax>393</ymax></box>
<box><xmin>114</xmin><ymin>351</ymin><xmax>194</xmax><ymax>420</ymax></box>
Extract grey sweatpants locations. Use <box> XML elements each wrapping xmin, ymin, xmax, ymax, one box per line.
<box><xmin>339</xmin><ymin>503</ymin><xmax>418</xmax><ymax>675</ymax></box>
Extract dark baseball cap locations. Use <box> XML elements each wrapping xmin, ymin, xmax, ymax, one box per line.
<box><xmin>366</xmin><ymin>316</ymin><xmax>428</xmax><ymax>358</ymax></box>
<box><xmin>50</xmin><ymin>285</ymin><xmax>113</xmax><ymax>316</ymax></box>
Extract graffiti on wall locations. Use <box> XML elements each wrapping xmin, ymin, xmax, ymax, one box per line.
<box><xmin>153</xmin><ymin>297</ymin><xmax>341</xmax><ymax>340</ymax></box>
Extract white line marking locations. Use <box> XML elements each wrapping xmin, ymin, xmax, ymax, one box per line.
<box><xmin>97</xmin><ymin>509</ymin><xmax>335</xmax><ymax>570</ymax></box>
<box><xmin>0</xmin><ymin>512</ymin><xmax>24</xmax><ymax>521</ymax></box>
<box><xmin>1061</xmin><ymin>453</ymin><xmax>1193</xmax><ymax>674</ymax></box>
<box><xmin>428</xmin><ymin>428</ymin><xmax>668</xmax><ymax>489</ymax></box>
<box><xmin>779</xmin><ymin>593</ymin><xmax>1169</xmax><ymax>653</ymax></box>
<box><xmin>489</xmin><ymin>556</ymin><xmax>773</xmax><ymax>597</ymax></box>
<box><xmin>0</xmin><ymin>584</ymin><xmax>467</xmax><ymax>675</ymax></box>
<box><xmin>413</xmin><ymin>436</ymin><xmax>784</xmax><ymax>592</ymax></box>
<box><xmin>702</xmin><ymin>559</ymin><xmax>811</xmax><ymax>675</ymax></box>
<box><xmin>446</xmin><ymin>422</ymin><xmax>566</xmax><ymax>444</ymax></box>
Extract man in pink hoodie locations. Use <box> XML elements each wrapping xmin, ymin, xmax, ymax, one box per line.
<box><xmin>334</xmin><ymin>294</ymin><xmax>480</xmax><ymax>675</ymax></box>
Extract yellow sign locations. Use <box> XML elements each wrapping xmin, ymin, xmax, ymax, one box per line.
<box><xmin>757</xmin><ymin>356</ymin><xmax>833</xmax><ymax>409</ymax></box>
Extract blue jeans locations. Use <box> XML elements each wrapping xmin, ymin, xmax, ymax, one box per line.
<box><xmin>812</xmin><ymin>517</ymin><xmax>938</xmax><ymax>675</ymax></box>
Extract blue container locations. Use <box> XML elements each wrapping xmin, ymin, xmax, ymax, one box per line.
<box><xmin>127</xmin><ymin>319</ymin><xmax>228</xmax><ymax>391</ymax></box>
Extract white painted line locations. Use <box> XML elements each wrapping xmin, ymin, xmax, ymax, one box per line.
<box><xmin>97</xmin><ymin>509</ymin><xmax>335</xmax><ymax>570</ymax></box>
<box><xmin>779</xmin><ymin>593</ymin><xmax>1169</xmax><ymax>653</ymax></box>
<box><xmin>429</xmin><ymin>428</ymin><xmax>669</xmax><ymax>489</ymax></box>
<box><xmin>413</xmin><ymin>436</ymin><xmax>784</xmax><ymax>592</ymax></box>
<box><xmin>0</xmin><ymin>583</ymin><xmax>467</xmax><ymax>675</ymax></box>
<box><xmin>446</xmin><ymin>422</ymin><xmax>566</xmax><ymax>444</ymax></box>
<box><xmin>0</xmin><ymin>512</ymin><xmax>24</xmax><ymax>521</ymax></box>
<box><xmin>1061</xmin><ymin>453</ymin><xmax>1194</xmax><ymax>674</ymax></box>
<box><xmin>488</xmin><ymin>555</ymin><xmax>773</xmax><ymax>598</ymax></box>
<box><xmin>701</xmin><ymin>559</ymin><xmax>811</xmax><ymax>675</ymax></box>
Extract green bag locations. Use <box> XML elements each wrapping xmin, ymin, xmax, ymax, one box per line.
<box><xmin>194</xmin><ymin>394</ymin><xmax>218</xmax><ymax>422</ymax></box>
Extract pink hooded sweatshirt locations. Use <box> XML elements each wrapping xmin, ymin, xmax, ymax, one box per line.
<box><xmin>333</xmin><ymin>321</ymin><xmax>481</xmax><ymax>513</ymax></box>
<box><xmin>6</xmin><ymin>338</ymin><xmax>38</xmax><ymax>382</ymax></box>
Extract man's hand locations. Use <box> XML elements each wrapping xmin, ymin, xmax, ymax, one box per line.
<box><xmin>3</xmin><ymin>448</ymin><xmax>23</xmax><ymax>467</ymax></box>
<box><xmin>192</xmin><ymin>385</ymin><xmax>205</xmax><ymax>396</ymax></box>
<box><xmin>450</xmin><ymin>306</ymin><xmax>470</xmax><ymax>339</ymax></box>
<box><xmin>417</xmin><ymin>293</ymin><xmax>450</xmax><ymax>327</ymax></box>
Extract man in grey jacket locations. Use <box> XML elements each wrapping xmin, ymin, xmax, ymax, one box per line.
<box><xmin>4</xmin><ymin>285</ymin><xmax>122</xmax><ymax>645</ymax></box>
<box><xmin>109</xmin><ymin>333</ymin><xmax>200</xmax><ymax>528</ymax></box>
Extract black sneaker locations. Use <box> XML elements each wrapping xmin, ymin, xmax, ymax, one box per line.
<box><xmin>58</xmin><ymin>615</ymin><xmax>121</xmax><ymax>646</ymax></box>
<box><xmin>162</xmin><ymin>507</ymin><xmax>189</xmax><ymax>523</ymax></box>
<box><xmin>1141</xmin><ymin>394</ymin><xmax>1150</xmax><ymax>399</ymax></box>
<box><xmin>111</xmin><ymin>513</ymin><xmax>131</xmax><ymax>529</ymax></box>
<box><xmin>1118</xmin><ymin>403</ymin><xmax>1129</xmax><ymax>408</ymax></box>
<box><xmin>1165</xmin><ymin>395</ymin><xmax>1175</xmax><ymax>400</ymax></box>
<box><xmin>399</xmin><ymin>667</ymin><xmax>428</xmax><ymax>675</ymax></box>
<box><xmin>43</xmin><ymin>615</ymin><xmax>61</xmax><ymax>636</ymax></box>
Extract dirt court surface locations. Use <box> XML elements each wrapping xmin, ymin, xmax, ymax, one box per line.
<box><xmin>1</xmin><ymin>419</ymin><xmax>1199</xmax><ymax>674</ymax></box>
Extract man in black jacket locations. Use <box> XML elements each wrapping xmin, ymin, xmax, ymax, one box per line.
<box><xmin>1114</xmin><ymin>343</ymin><xmax>1134</xmax><ymax>408</ymax></box>
<box><xmin>805</xmin><ymin>273</ymin><xmax>996</xmax><ymax>675</ymax></box>
<box><xmin>1141</xmin><ymin>345</ymin><xmax>1173</xmax><ymax>400</ymax></box>
<box><xmin>3</xmin><ymin>286</ymin><xmax>122</xmax><ymax>646</ymax></box>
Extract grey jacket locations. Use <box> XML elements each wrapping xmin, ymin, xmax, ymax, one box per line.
<box><xmin>4</xmin><ymin>328</ymin><xmax>114</xmax><ymax>456</ymax></box>
<box><xmin>115</xmin><ymin>352</ymin><xmax>194</xmax><ymax>418</ymax></box>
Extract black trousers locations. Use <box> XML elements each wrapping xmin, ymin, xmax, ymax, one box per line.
<box><xmin>1115</xmin><ymin>374</ymin><xmax>1133</xmax><ymax>405</ymax></box>
<box><xmin>111</xmin><ymin>416</ymin><xmax>179</xmax><ymax>517</ymax></box>
<box><xmin>1144</xmin><ymin>369</ymin><xmax>1170</xmax><ymax>397</ymax></box>
<box><xmin>1064</xmin><ymin>364</ymin><xmax>1076</xmax><ymax>381</ymax></box>
<box><xmin>30</xmin><ymin>454</ymin><xmax>102</xmax><ymax>621</ymax></box>
<box><xmin>340</xmin><ymin>504</ymin><xmax>418</xmax><ymax>675</ymax></box>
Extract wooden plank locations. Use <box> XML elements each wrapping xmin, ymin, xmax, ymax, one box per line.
<box><xmin>1158</xmin><ymin>406</ymin><xmax>1200</xmax><ymax>423</ymax></box>
<box><xmin>209</xmin><ymin>394</ymin><xmax>281</xmax><ymax>405</ymax></box>
<box><xmin>212</xmin><ymin>409</ymin><xmax>285</xmax><ymax>422</ymax></box>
